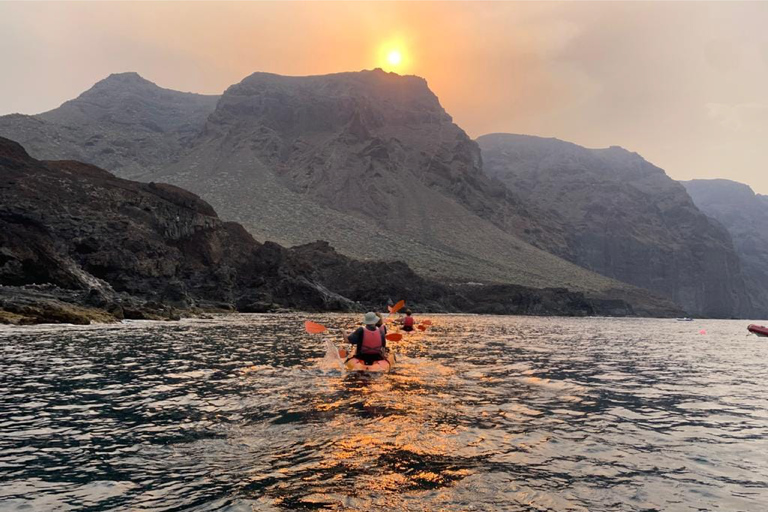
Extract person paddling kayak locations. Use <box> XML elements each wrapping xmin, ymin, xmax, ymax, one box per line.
<box><xmin>344</xmin><ymin>312</ymin><xmax>388</xmax><ymax>365</ymax></box>
<box><xmin>401</xmin><ymin>309</ymin><xmax>416</xmax><ymax>332</ymax></box>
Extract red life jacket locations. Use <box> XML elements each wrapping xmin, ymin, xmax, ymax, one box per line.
<box><xmin>404</xmin><ymin>316</ymin><xmax>414</xmax><ymax>327</ymax></box>
<box><xmin>360</xmin><ymin>327</ymin><xmax>384</xmax><ymax>354</ymax></box>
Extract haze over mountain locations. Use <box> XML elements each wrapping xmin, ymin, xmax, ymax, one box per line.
<box><xmin>0</xmin><ymin>72</ymin><xmax>219</xmax><ymax>180</ymax></box>
<box><xmin>683</xmin><ymin>179</ymin><xmax>768</xmax><ymax>318</ymax></box>
<box><xmin>0</xmin><ymin>70</ymin><xmax>739</xmax><ymax>317</ymax></box>
<box><xmin>478</xmin><ymin>134</ymin><xmax>753</xmax><ymax>318</ymax></box>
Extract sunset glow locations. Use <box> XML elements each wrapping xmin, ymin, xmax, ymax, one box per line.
<box><xmin>378</xmin><ymin>40</ymin><xmax>408</xmax><ymax>72</ymax></box>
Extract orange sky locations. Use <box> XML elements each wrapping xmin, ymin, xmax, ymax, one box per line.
<box><xmin>2</xmin><ymin>1</ymin><xmax>768</xmax><ymax>193</ymax></box>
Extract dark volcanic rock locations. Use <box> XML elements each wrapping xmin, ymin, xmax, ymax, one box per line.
<box><xmin>0</xmin><ymin>137</ymin><xmax>656</xmax><ymax>324</ymax></box>
<box><xmin>0</xmin><ymin>136</ymin><xmax>351</xmax><ymax>321</ymax></box>
<box><xmin>478</xmin><ymin>133</ymin><xmax>751</xmax><ymax>318</ymax></box>
<box><xmin>683</xmin><ymin>179</ymin><xmax>768</xmax><ymax>317</ymax></box>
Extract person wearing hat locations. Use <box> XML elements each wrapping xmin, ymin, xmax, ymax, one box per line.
<box><xmin>344</xmin><ymin>312</ymin><xmax>388</xmax><ymax>365</ymax></box>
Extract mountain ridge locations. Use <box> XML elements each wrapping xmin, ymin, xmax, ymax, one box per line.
<box><xmin>478</xmin><ymin>133</ymin><xmax>751</xmax><ymax>318</ymax></box>
<box><xmin>0</xmin><ymin>70</ymin><xmax>714</xmax><ymax>316</ymax></box>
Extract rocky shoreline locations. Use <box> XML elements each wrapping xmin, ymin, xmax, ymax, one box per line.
<box><xmin>0</xmin><ymin>137</ymin><xmax>681</xmax><ymax>326</ymax></box>
<box><xmin>0</xmin><ymin>281</ymin><xmax>641</xmax><ymax>326</ymax></box>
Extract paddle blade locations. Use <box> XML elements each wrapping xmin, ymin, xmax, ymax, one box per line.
<box><xmin>388</xmin><ymin>300</ymin><xmax>406</xmax><ymax>314</ymax></box>
<box><xmin>418</xmin><ymin>325</ymin><xmax>427</xmax><ymax>331</ymax></box>
<box><xmin>305</xmin><ymin>321</ymin><xmax>327</xmax><ymax>334</ymax></box>
<box><xmin>386</xmin><ymin>333</ymin><xmax>403</xmax><ymax>342</ymax></box>
<box><xmin>421</xmin><ymin>320</ymin><xmax>432</xmax><ymax>326</ymax></box>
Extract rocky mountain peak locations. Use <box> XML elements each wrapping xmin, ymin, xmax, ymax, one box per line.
<box><xmin>38</xmin><ymin>72</ymin><xmax>219</xmax><ymax>131</ymax></box>
<box><xmin>96</xmin><ymin>71</ymin><xmax>157</xmax><ymax>89</ymax></box>
<box><xmin>684</xmin><ymin>179</ymin><xmax>758</xmax><ymax>204</ymax></box>
<box><xmin>209</xmin><ymin>69</ymin><xmax>449</xmax><ymax>138</ymax></box>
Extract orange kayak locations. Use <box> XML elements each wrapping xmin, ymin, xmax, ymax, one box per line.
<box><xmin>344</xmin><ymin>351</ymin><xmax>396</xmax><ymax>372</ymax></box>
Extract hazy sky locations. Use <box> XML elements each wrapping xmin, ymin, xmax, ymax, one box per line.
<box><xmin>2</xmin><ymin>1</ymin><xmax>767</xmax><ymax>193</ymax></box>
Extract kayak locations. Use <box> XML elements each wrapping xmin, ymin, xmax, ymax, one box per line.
<box><xmin>344</xmin><ymin>351</ymin><xmax>396</xmax><ymax>373</ymax></box>
<box><xmin>748</xmin><ymin>324</ymin><xmax>768</xmax><ymax>337</ymax></box>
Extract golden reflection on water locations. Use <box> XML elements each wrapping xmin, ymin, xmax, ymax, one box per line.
<box><xmin>4</xmin><ymin>314</ymin><xmax>766</xmax><ymax>511</ymax></box>
<box><xmin>301</xmin><ymin>339</ymin><xmax>479</xmax><ymax>498</ymax></box>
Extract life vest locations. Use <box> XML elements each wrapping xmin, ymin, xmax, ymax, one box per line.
<box><xmin>360</xmin><ymin>326</ymin><xmax>384</xmax><ymax>354</ymax></box>
<box><xmin>404</xmin><ymin>316</ymin><xmax>415</xmax><ymax>327</ymax></box>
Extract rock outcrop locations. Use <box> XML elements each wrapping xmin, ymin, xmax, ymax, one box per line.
<box><xmin>1</xmin><ymin>137</ymin><xmax>659</xmax><ymax>324</ymax></box>
<box><xmin>683</xmin><ymin>179</ymin><xmax>768</xmax><ymax>317</ymax></box>
<box><xmin>478</xmin><ymin>134</ymin><xmax>751</xmax><ymax>318</ymax></box>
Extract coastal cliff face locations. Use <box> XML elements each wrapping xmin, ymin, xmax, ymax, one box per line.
<box><xmin>478</xmin><ymin>134</ymin><xmax>751</xmax><ymax>318</ymax></box>
<box><xmin>0</xmin><ymin>71</ymin><xmax>695</xmax><ymax>316</ymax></box>
<box><xmin>683</xmin><ymin>179</ymin><xmax>768</xmax><ymax>317</ymax></box>
<box><xmin>0</xmin><ymin>137</ymin><xmax>647</xmax><ymax>324</ymax></box>
<box><xmin>0</xmin><ymin>70</ymin><xmax>658</xmax><ymax>308</ymax></box>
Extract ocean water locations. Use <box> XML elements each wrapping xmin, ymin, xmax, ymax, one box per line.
<box><xmin>0</xmin><ymin>314</ymin><xmax>767</xmax><ymax>511</ymax></box>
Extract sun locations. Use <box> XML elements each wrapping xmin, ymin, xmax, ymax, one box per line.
<box><xmin>387</xmin><ymin>50</ymin><xmax>402</xmax><ymax>66</ymax></box>
<box><xmin>378</xmin><ymin>42</ymin><xmax>408</xmax><ymax>72</ymax></box>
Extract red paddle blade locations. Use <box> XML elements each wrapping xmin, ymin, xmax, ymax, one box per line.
<box><xmin>421</xmin><ymin>320</ymin><xmax>432</xmax><ymax>326</ymax></box>
<box><xmin>418</xmin><ymin>325</ymin><xmax>427</xmax><ymax>331</ymax></box>
<box><xmin>388</xmin><ymin>300</ymin><xmax>406</xmax><ymax>314</ymax></box>
<box><xmin>386</xmin><ymin>333</ymin><xmax>403</xmax><ymax>342</ymax></box>
<box><xmin>305</xmin><ymin>321</ymin><xmax>327</xmax><ymax>334</ymax></box>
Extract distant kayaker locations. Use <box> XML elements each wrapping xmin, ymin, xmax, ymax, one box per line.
<box><xmin>344</xmin><ymin>312</ymin><xmax>388</xmax><ymax>364</ymax></box>
<box><xmin>401</xmin><ymin>309</ymin><xmax>415</xmax><ymax>332</ymax></box>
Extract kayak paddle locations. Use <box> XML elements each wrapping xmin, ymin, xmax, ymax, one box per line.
<box><xmin>388</xmin><ymin>300</ymin><xmax>405</xmax><ymax>314</ymax></box>
<box><xmin>304</xmin><ymin>321</ymin><xmax>327</xmax><ymax>334</ymax></box>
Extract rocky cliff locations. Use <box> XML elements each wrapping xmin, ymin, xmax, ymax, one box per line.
<box><xmin>478</xmin><ymin>134</ymin><xmax>751</xmax><ymax>318</ymax></box>
<box><xmin>0</xmin><ymin>71</ymin><xmax>682</xmax><ymax>316</ymax></box>
<box><xmin>683</xmin><ymin>179</ymin><xmax>768</xmax><ymax>317</ymax></box>
<box><xmin>1</xmin><ymin>137</ymin><xmax>651</xmax><ymax>324</ymax></box>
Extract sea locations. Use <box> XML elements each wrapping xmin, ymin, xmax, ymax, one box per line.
<box><xmin>1</xmin><ymin>314</ymin><xmax>767</xmax><ymax>511</ymax></box>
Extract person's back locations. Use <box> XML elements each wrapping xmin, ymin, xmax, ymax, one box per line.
<box><xmin>402</xmin><ymin>309</ymin><xmax>415</xmax><ymax>331</ymax></box>
<box><xmin>345</xmin><ymin>312</ymin><xmax>387</xmax><ymax>364</ymax></box>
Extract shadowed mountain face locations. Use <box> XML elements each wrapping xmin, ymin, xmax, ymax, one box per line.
<box><xmin>0</xmin><ymin>71</ymin><xmax>685</xmax><ymax>316</ymax></box>
<box><xmin>0</xmin><ymin>137</ymin><xmax>649</xmax><ymax>323</ymax></box>
<box><xmin>478</xmin><ymin>134</ymin><xmax>751</xmax><ymax>318</ymax></box>
<box><xmin>683</xmin><ymin>179</ymin><xmax>768</xmax><ymax>317</ymax></box>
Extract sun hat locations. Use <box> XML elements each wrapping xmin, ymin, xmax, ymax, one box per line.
<box><xmin>364</xmin><ymin>312</ymin><xmax>379</xmax><ymax>325</ymax></box>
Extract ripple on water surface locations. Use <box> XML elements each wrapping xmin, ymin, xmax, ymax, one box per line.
<box><xmin>1</xmin><ymin>314</ymin><xmax>767</xmax><ymax>511</ymax></box>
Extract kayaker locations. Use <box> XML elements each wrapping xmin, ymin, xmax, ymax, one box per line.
<box><xmin>345</xmin><ymin>312</ymin><xmax>388</xmax><ymax>364</ymax></box>
<box><xmin>401</xmin><ymin>309</ymin><xmax>416</xmax><ymax>332</ymax></box>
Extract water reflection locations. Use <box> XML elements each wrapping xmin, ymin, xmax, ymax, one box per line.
<box><xmin>0</xmin><ymin>314</ymin><xmax>767</xmax><ymax>511</ymax></box>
